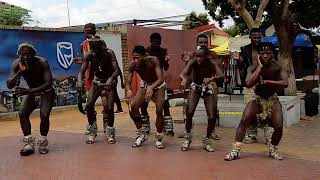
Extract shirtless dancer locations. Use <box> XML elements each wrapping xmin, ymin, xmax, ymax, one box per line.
<box><xmin>7</xmin><ymin>43</ymin><xmax>55</xmax><ymax>156</ymax></box>
<box><xmin>225</xmin><ymin>42</ymin><xmax>287</xmax><ymax>161</ymax></box>
<box><xmin>77</xmin><ymin>37</ymin><xmax>120</xmax><ymax>144</ymax></box>
<box><xmin>141</xmin><ymin>33</ymin><xmax>174</xmax><ymax>136</ymax></box>
<box><xmin>73</xmin><ymin>23</ymin><xmax>101</xmax><ymax>134</ymax></box>
<box><xmin>239</xmin><ymin>28</ymin><xmax>273</xmax><ymax>144</ymax></box>
<box><xmin>180</xmin><ymin>47</ymin><xmax>223</xmax><ymax>152</ymax></box>
<box><xmin>126</xmin><ymin>46</ymin><xmax>166</xmax><ymax>149</ymax></box>
<box><xmin>113</xmin><ymin>66</ymin><xmax>124</xmax><ymax>113</ymax></box>
<box><xmin>180</xmin><ymin>34</ymin><xmax>221</xmax><ymax>140</ymax></box>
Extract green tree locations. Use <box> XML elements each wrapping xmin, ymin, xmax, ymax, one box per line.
<box><xmin>0</xmin><ymin>6</ymin><xmax>32</xmax><ymax>26</ymax></box>
<box><xmin>182</xmin><ymin>11</ymin><xmax>210</xmax><ymax>30</ymax></box>
<box><xmin>202</xmin><ymin>0</ymin><xmax>319</xmax><ymax>32</ymax></box>
<box><xmin>202</xmin><ymin>0</ymin><xmax>320</xmax><ymax>95</ymax></box>
<box><xmin>289</xmin><ymin>0</ymin><xmax>320</xmax><ymax>29</ymax></box>
<box><xmin>223</xmin><ymin>25</ymin><xmax>243</xmax><ymax>37</ymax></box>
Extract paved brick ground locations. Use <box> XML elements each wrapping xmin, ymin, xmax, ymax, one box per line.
<box><xmin>0</xmin><ymin>104</ymin><xmax>319</xmax><ymax>179</ymax></box>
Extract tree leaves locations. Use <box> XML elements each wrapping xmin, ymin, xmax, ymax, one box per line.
<box><xmin>202</xmin><ymin>0</ymin><xmax>319</xmax><ymax>33</ymax></box>
<box><xmin>182</xmin><ymin>11</ymin><xmax>210</xmax><ymax>30</ymax></box>
<box><xmin>0</xmin><ymin>7</ymin><xmax>32</xmax><ymax>26</ymax></box>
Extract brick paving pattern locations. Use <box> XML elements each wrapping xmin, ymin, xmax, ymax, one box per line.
<box><xmin>0</xmin><ymin>104</ymin><xmax>319</xmax><ymax>179</ymax></box>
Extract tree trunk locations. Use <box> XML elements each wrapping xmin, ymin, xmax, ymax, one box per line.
<box><xmin>255</xmin><ymin>0</ymin><xmax>269</xmax><ymax>26</ymax></box>
<box><xmin>278</xmin><ymin>51</ymin><xmax>297</xmax><ymax>95</ymax></box>
<box><xmin>273</xmin><ymin>25</ymin><xmax>297</xmax><ymax>95</ymax></box>
<box><xmin>269</xmin><ymin>1</ymin><xmax>297</xmax><ymax>96</ymax></box>
<box><xmin>227</xmin><ymin>0</ymin><xmax>256</xmax><ymax>29</ymax></box>
<box><xmin>273</xmin><ymin>21</ymin><xmax>297</xmax><ymax>95</ymax></box>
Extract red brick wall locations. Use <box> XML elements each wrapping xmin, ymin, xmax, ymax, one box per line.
<box><xmin>126</xmin><ymin>25</ymin><xmax>197</xmax><ymax>94</ymax></box>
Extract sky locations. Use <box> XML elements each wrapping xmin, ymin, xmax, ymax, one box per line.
<box><xmin>5</xmin><ymin>0</ymin><xmax>234</xmax><ymax>28</ymax></box>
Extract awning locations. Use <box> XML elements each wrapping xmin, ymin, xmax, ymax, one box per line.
<box><xmin>262</xmin><ymin>33</ymin><xmax>314</xmax><ymax>47</ymax></box>
<box><xmin>210</xmin><ymin>41</ymin><xmax>229</xmax><ymax>56</ymax></box>
<box><xmin>229</xmin><ymin>35</ymin><xmax>250</xmax><ymax>52</ymax></box>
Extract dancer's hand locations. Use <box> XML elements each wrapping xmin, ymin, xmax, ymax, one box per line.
<box><xmin>18</xmin><ymin>62</ymin><xmax>27</xmax><ymax>72</ymax></box>
<box><xmin>126</xmin><ymin>90</ymin><xmax>133</xmax><ymax>104</ymax></box>
<box><xmin>165</xmin><ymin>55</ymin><xmax>170</xmax><ymax>62</ymax></box>
<box><xmin>258</xmin><ymin>57</ymin><xmax>263</xmax><ymax>68</ymax></box>
<box><xmin>104</xmin><ymin>78</ymin><xmax>113</xmax><ymax>92</ymax></box>
<box><xmin>181</xmin><ymin>52</ymin><xmax>192</xmax><ymax>63</ymax></box>
<box><xmin>145</xmin><ymin>86</ymin><xmax>153</xmax><ymax>99</ymax></box>
<box><xmin>15</xmin><ymin>87</ymin><xmax>31</xmax><ymax>96</ymax></box>
<box><xmin>76</xmin><ymin>82</ymin><xmax>83</xmax><ymax>92</ymax></box>
<box><xmin>203</xmin><ymin>78</ymin><xmax>212</xmax><ymax>86</ymax></box>
<box><xmin>180</xmin><ymin>80</ymin><xmax>187</xmax><ymax>91</ymax></box>
<box><xmin>72</xmin><ymin>57</ymin><xmax>83</xmax><ymax>64</ymax></box>
<box><xmin>262</xmin><ymin>80</ymin><xmax>270</xmax><ymax>85</ymax></box>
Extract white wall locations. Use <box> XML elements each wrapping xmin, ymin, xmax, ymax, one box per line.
<box><xmin>97</xmin><ymin>31</ymin><xmax>124</xmax><ymax>99</ymax></box>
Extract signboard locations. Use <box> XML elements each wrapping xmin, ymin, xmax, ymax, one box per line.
<box><xmin>0</xmin><ymin>29</ymin><xmax>85</xmax><ymax>110</ymax></box>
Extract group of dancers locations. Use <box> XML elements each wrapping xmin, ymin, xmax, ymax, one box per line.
<box><xmin>7</xmin><ymin>23</ymin><xmax>287</xmax><ymax>161</ymax></box>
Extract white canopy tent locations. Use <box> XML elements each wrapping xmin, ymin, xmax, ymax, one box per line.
<box><xmin>229</xmin><ymin>35</ymin><xmax>251</xmax><ymax>53</ymax></box>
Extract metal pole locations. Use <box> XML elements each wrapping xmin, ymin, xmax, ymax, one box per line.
<box><xmin>67</xmin><ymin>0</ymin><xmax>71</xmax><ymax>26</ymax></box>
<box><xmin>317</xmin><ymin>48</ymin><xmax>320</xmax><ymax>113</ymax></box>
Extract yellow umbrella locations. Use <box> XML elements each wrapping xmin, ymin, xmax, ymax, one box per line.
<box><xmin>210</xmin><ymin>41</ymin><xmax>229</xmax><ymax>56</ymax></box>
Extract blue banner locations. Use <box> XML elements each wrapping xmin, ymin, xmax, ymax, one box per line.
<box><xmin>262</xmin><ymin>33</ymin><xmax>314</xmax><ymax>47</ymax></box>
<box><xmin>0</xmin><ymin>29</ymin><xmax>85</xmax><ymax>110</ymax></box>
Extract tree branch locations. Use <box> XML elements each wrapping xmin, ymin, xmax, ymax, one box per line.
<box><xmin>228</xmin><ymin>0</ymin><xmax>240</xmax><ymax>10</ymax></box>
<box><xmin>239</xmin><ymin>0</ymin><xmax>247</xmax><ymax>7</ymax></box>
<box><xmin>228</xmin><ymin>0</ymin><xmax>256</xmax><ymax>29</ymax></box>
<box><xmin>281</xmin><ymin>0</ymin><xmax>289</xmax><ymax>21</ymax></box>
<box><xmin>255</xmin><ymin>0</ymin><xmax>269</xmax><ymax>26</ymax></box>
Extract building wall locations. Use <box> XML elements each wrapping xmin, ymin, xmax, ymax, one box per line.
<box><xmin>126</xmin><ymin>25</ymin><xmax>197</xmax><ymax>94</ymax></box>
<box><xmin>0</xmin><ymin>25</ymin><xmax>124</xmax><ymax>111</ymax></box>
<box><xmin>121</xmin><ymin>33</ymin><xmax>129</xmax><ymax>96</ymax></box>
<box><xmin>97</xmin><ymin>31</ymin><xmax>124</xmax><ymax>99</ymax></box>
<box><xmin>211</xmin><ymin>35</ymin><xmax>229</xmax><ymax>48</ymax></box>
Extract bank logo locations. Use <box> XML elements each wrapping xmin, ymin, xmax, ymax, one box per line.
<box><xmin>57</xmin><ymin>42</ymin><xmax>73</xmax><ymax>70</ymax></box>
